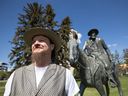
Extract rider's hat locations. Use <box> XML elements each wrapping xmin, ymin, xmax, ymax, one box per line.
<box><xmin>88</xmin><ymin>28</ymin><xmax>99</xmax><ymax>36</ymax></box>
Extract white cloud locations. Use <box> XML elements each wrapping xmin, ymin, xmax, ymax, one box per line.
<box><xmin>108</xmin><ymin>43</ymin><xmax>118</xmax><ymax>48</ymax></box>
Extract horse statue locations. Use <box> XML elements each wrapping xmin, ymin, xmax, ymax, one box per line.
<box><xmin>67</xmin><ymin>31</ymin><xmax>123</xmax><ymax>96</ymax></box>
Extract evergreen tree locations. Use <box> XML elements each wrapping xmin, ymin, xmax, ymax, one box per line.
<box><xmin>9</xmin><ymin>2</ymin><xmax>73</xmax><ymax>70</ymax></box>
<box><xmin>9</xmin><ymin>2</ymin><xmax>58</xmax><ymax>69</ymax></box>
<box><xmin>57</xmin><ymin>17</ymin><xmax>71</xmax><ymax>68</ymax></box>
<box><xmin>45</xmin><ymin>4</ymin><xmax>57</xmax><ymax>29</ymax></box>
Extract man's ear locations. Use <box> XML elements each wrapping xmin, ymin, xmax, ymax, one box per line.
<box><xmin>50</xmin><ymin>44</ymin><xmax>54</xmax><ymax>50</ymax></box>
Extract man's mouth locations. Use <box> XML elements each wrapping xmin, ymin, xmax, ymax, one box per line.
<box><xmin>34</xmin><ymin>47</ymin><xmax>43</xmax><ymax>50</ymax></box>
<box><xmin>34</xmin><ymin>44</ymin><xmax>43</xmax><ymax>48</ymax></box>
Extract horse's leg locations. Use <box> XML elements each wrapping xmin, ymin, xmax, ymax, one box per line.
<box><xmin>105</xmin><ymin>82</ymin><xmax>110</xmax><ymax>96</ymax></box>
<box><xmin>113</xmin><ymin>71</ymin><xmax>123</xmax><ymax>96</ymax></box>
<box><xmin>79</xmin><ymin>82</ymin><xmax>86</xmax><ymax>96</ymax></box>
<box><xmin>95</xmin><ymin>80</ymin><xmax>107</xmax><ymax>96</ymax></box>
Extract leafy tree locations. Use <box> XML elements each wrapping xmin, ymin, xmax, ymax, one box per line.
<box><xmin>9</xmin><ymin>2</ymin><xmax>58</xmax><ymax>69</ymax></box>
<box><xmin>112</xmin><ymin>50</ymin><xmax>121</xmax><ymax>64</ymax></box>
<box><xmin>123</xmin><ymin>48</ymin><xmax>128</xmax><ymax>64</ymax></box>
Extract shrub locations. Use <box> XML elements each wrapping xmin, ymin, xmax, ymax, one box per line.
<box><xmin>0</xmin><ymin>71</ymin><xmax>9</xmax><ymax>80</ymax></box>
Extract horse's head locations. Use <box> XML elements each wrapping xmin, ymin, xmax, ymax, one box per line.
<box><xmin>67</xmin><ymin>30</ymin><xmax>80</xmax><ymax>65</ymax></box>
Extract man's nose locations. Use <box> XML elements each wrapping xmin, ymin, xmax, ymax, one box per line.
<box><xmin>34</xmin><ymin>42</ymin><xmax>41</xmax><ymax>48</ymax></box>
<box><xmin>34</xmin><ymin>40</ymin><xmax>40</xmax><ymax>44</ymax></box>
<box><xmin>33</xmin><ymin>40</ymin><xmax>40</xmax><ymax>46</ymax></box>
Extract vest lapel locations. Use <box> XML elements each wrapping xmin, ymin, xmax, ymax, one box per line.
<box><xmin>25</xmin><ymin>64</ymin><xmax>37</xmax><ymax>91</ymax></box>
<box><xmin>37</xmin><ymin>64</ymin><xmax>56</xmax><ymax>90</ymax></box>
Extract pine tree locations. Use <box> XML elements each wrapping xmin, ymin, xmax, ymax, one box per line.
<box><xmin>57</xmin><ymin>17</ymin><xmax>71</xmax><ymax>68</ymax></box>
<box><xmin>9</xmin><ymin>2</ymin><xmax>58</xmax><ymax>69</ymax></box>
<box><xmin>45</xmin><ymin>4</ymin><xmax>57</xmax><ymax>29</ymax></box>
<box><xmin>9</xmin><ymin>2</ymin><xmax>73</xmax><ymax>70</ymax></box>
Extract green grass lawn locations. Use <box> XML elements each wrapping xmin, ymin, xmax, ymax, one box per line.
<box><xmin>0</xmin><ymin>80</ymin><xmax>6</xmax><ymax>96</ymax></box>
<box><xmin>81</xmin><ymin>76</ymin><xmax>128</xmax><ymax>96</ymax></box>
<box><xmin>0</xmin><ymin>76</ymin><xmax>128</xmax><ymax>96</ymax></box>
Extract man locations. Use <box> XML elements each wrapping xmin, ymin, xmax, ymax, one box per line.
<box><xmin>4</xmin><ymin>27</ymin><xmax>79</xmax><ymax>96</ymax></box>
<box><xmin>83</xmin><ymin>28</ymin><xmax>117</xmax><ymax>86</ymax></box>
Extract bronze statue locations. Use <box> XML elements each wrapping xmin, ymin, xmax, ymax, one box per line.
<box><xmin>83</xmin><ymin>28</ymin><xmax>116</xmax><ymax>86</ymax></box>
<box><xmin>68</xmin><ymin>30</ymin><xmax>123</xmax><ymax>96</ymax></box>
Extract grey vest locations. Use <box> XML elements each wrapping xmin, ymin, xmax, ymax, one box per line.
<box><xmin>10</xmin><ymin>64</ymin><xmax>66</xmax><ymax>96</ymax></box>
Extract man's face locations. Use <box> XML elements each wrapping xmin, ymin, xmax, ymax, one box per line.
<box><xmin>90</xmin><ymin>32</ymin><xmax>97</xmax><ymax>39</ymax></box>
<box><xmin>31</xmin><ymin>35</ymin><xmax>54</xmax><ymax>54</ymax></box>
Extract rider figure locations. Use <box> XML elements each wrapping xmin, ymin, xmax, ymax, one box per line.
<box><xmin>83</xmin><ymin>28</ymin><xmax>117</xmax><ymax>87</ymax></box>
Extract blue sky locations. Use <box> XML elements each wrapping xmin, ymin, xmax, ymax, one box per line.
<box><xmin>0</xmin><ymin>0</ymin><xmax>128</xmax><ymax>65</ymax></box>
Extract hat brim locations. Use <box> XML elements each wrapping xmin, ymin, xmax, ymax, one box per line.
<box><xmin>24</xmin><ymin>27</ymin><xmax>61</xmax><ymax>52</ymax></box>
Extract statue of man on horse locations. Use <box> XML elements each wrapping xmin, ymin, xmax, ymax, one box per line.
<box><xmin>83</xmin><ymin>28</ymin><xmax>117</xmax><ymax>87</ymax></box>
<box><xmin>68</xmin><ymin>29</ymin><xmax>123</xmax><ymax>96</ymax></box>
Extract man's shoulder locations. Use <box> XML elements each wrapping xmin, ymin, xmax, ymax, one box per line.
<box><xmin>51</xmin><ymin>64</ymin><xmax>66</xmax><ymax>70</ymax></box>
<box><xmin>48</xmin><ymin>64</ymin><xmax>67</xmax><ymax>77</ymax></box>
<box><xmin>14</xmin><ymin>64</ymin><xmax>33</xmax><ymax>72</ymax></box>
<box><xmin>96</xmin><ymin>37</ymin><xmax>104</xmax><ymax>42</ymax></box>
<box><xmin>14</xmin><ymin>66</ymin><xmax>25</xmax><ymax>72</ymax></box>
<box><xmin>96</xmin><ymin>37</ymin><xmax>102</xmax><ymax>40</ymax></box>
